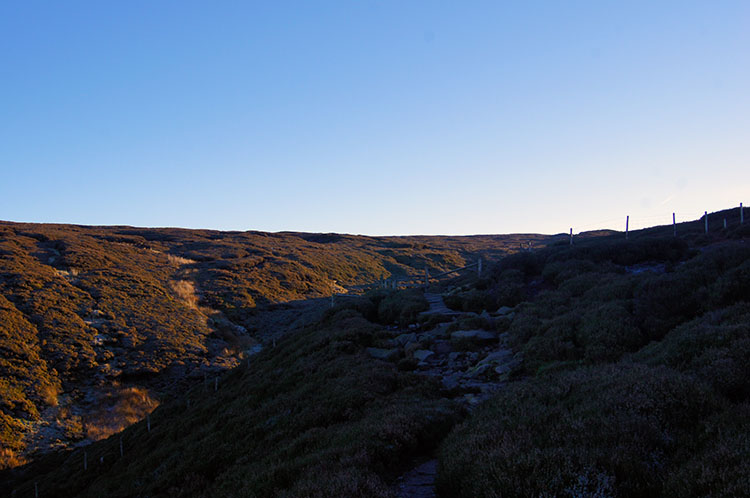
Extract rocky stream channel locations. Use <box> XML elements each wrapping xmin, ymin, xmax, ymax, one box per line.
<box><xmin>365</xmin><ymin>294</ymin><xmax>522</xmax><ymax>497</ymax></box>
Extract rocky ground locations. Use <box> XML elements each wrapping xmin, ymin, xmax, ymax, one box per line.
<box><xmin>368</xmin><ymin>293</ymin><xmax>521</xmax><ymax>409</ymax></box>
<box><xmin>369</xmin><ymin>292</ymin><xmax>522</xmax><ymax>497</ymax></box>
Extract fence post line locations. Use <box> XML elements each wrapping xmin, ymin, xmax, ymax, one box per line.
<box><xmin>705</xmin><ymin>211</ymin><xmax>709</xmax><ymax>234</ymax></box>
<box><xmin>569</xmin><ymin>228</ymin><xmax>573</xmax><ymax>246</ymax></box>
<box><xmin>673</xmin><ymin>213</ymin><xmax>677</xmax><ymax>237</ymax></box>
<box><xmin>477</xmin><ymin>257</ymin><xmax>482</xmax><ymax>277</ymax></box>
<box><xmin>625</xmin><ymin>216</ymin><xmax>629</xmax><ymax>239</ymax></box>
<box><xmin>741</xmin><ymin>203</ymin><xmax>744</xmax><ymax>224</ymax></box>
<box><xmin>724</xmin><ymin>218</ymin><xmax>727</xmax><ymax>229</ymax></box>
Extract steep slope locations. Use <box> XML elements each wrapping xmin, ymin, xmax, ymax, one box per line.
<box><xmin>0</xmin><ymin>221</ymin><xmax>555</xmax><ymax>467</ymax></box>
<box><xmin>3</xmin><ymin>307</ymin><xmax>463</xmax><ymax>497</ymax></box>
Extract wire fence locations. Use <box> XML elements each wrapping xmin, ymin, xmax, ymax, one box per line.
<box><xmin>569</xmin><ymin>203</ymin><xmax>745</xmax><ymax>236</ymax></box>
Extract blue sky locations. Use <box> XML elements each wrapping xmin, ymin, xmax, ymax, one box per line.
<box><xmin>1</xmin><ymin>1</ymin><xmax>748</xmax><ymax>235</ymax></box>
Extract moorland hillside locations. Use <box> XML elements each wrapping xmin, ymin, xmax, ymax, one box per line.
<box><xmin>3</xmin><ymin>207</ymin><xmax>749</xmax><ymax>497</ymax></box>
<box><xmin>0</xmin><ymin>221</ymin><xmax>551</xmax><ymax>467</ymax></box>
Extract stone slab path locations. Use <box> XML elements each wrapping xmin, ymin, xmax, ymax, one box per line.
<box><xmin>394</xmin><ymin>459</ymin><xmax>438</xmax><ymax>498</ymax></box>
<box><xmin>422</xmin><ymin>293</ymin><xmax>461</xmax><ymax>316</ymax></box>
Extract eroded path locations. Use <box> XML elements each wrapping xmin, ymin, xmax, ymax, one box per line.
<box><xmin>395</xmin><ymin>460</ymin><xmax>438</xmax><ymax>498</ymax></box>
<box><xmin>380</xmin><ymin>297</ymin><xmax>521</xmax><ymax>496</ymax></box>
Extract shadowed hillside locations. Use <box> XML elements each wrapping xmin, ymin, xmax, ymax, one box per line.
<box><xmin>0</xmin><ymin>221</ymin><xmax>555</xmax><ymax>467</ymax></box>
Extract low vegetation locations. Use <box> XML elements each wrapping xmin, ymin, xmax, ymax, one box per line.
<box><xmin>4</xmin><ymin>309</ymin><xmax>461</xmax><ymax>497</ymax></box>
<box><xmin>0</xmin><ymin>221</ymin><xmax>540</xmax><ymax>467</ymax></box>
<box><xmin>437</xmin><ymin>207</ymin><xmax>750</xmax><ymax>496</ymax></box>
<box><xmin>3</xmin><ymin>207</ymin><xmax>748</xmax><ymax>496</ymax></box>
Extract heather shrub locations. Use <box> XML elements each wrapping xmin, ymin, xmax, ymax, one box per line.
<box><xmin>376</xmin><ymin>289</ymin><xmax>428</xmax><ymax>325</ymax></box>
<box><xmin>663</xmin><ymin>402</ymin><xmax>750</xmax><ymax>497</ymax></box>
<box><xmin>633</xmin><ymin>270</ymin><xmax>708</xmax><ymax>341</ymax></box>
<box><xmin>497</xmin><ymin>250</ymin><xmax>544</xmax><ymax>276</ymax></box>
<box><xmin>438</xmin><ymin>363</ymin><xmax>721</xmax><ymax>498</ymax></box>
<box><xmin>7</xmin><ymin>310</ymin><xmax>461</xmax><ymax>497</ymax></box>
<box><xmin>577</xmin><ymin>301</ymin><xmax>643</xmax><ymax>362</ymax></box>
<box><xmin>636</xmin><ymin>304</ymin><xmax>750</xmax><ymax>401</ymax></box>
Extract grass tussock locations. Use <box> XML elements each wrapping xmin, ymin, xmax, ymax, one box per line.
<box><xmin>167</xmin><ymin>254</ymin><xmax>197</xmax><ymax>266</ymax></box>
<box><xmin>84</xmin><ymin>387</ymin><xmax>159</xmax><ymax>441</ymax></box>
<box><xmin>170</xmin><ymin>279</ymin><xmax>200</xmax><ymax>309</ymax></box>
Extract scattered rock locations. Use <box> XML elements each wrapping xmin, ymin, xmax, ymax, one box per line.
<box><xmin>431</xmin><ymin>341</ymin><xmax>452</xmax><ymax>355</ymax></box>
<box><xmin>451</xmin><ymin>329</ymin><xmax>498</xmax><ymax>343</ymax></box>
<box><xmin>405</xmin><ymin>342</ymin><xmax>421</xmax><ymax>356</ymax></box>
<box><xmin>478</xmin><ymin>350</ymin><xmax>512</xmax><ymax>366</ymax></box>
<box><xmin>366</xmin><ymin>347</ymin><xmax>399</xmax><ymax>361</ymax></box>
<box><xmin>465</xmin><ymin>363</ymin><xmax>493</xmax><ymax>379</ymax></box>
<box><xmin>495</xmin><ymin>306</ymin><xmax>514</xmax><ymax>316</ymax></box>
<box><xmin>413</xmin><ymin>350</ymin><xmax>434</xmax><ymax>362</ymax></box>
<box><xmin>393</xmin><ymin>333</ymin><xmax>418</xmax><ymax>347</ymax></box>
<box><xmin>441</xmin><ymin>372</ymin><xmax>461</xmax><ymax>390</ymax></box>
<box><xmin>428</xmin><ymin>323</ymin><xmax>451</xmax><ymax>337</ymax></box>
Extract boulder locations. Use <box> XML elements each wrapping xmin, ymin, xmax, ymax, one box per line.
<box><xmin>432</xmin><ymin>341</ymin><xmax>453</xmax><ymax>355</ymax></box>
<box><xmin>366</xmin><ymin>347</ymin><xmax>399</xmax><ymax>361</ymax></box>
<box><xmin>451</xmin><ymin>329</ymin><xmax>498</xmax><ymax>344</ymax></box>
<box><xmin>441</xmin><ymin>372</ymin><xmax>461</xmax><ymax>390</ymax></box>
<box><xmin>393</xmin><ymin>333</ymin><xmax>418</xmax><ymax>347</ymax></box>
<box><xmin>478</xmin><ymin>350</ymin><xmax>512</xmax><ymax>367</ymax></box>
<box><xmin>475</xmin><ymin>349</ymin><xmax>522</xmax><ymax>376</ymax></box>
<box><xmin>465</xmin><ymin>362</ymin><xmax>493</xmax><ymax>379</ymax></box>
<box><xmin>429</xmin><ymin>323</ymin><xmax>451</xmax><ymax>338</ymax></box>
<box><xmin>413</xmin><ymin>349</ymin><xmax>435</xmax><ymax>362</ymax></box>
<box><xmin>405</xmin><ymin>342</ymin><xmax>421</xmax><ymax>356</ymax></box>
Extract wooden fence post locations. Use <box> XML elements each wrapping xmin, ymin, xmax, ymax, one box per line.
<box><xmin>724</xmin><ymin>218</ymin><xmax>727</xmax><ymax>229</ymax></box>
<box><xmin>673</xmin><ymin>213</ymin><xmax>676</xmax><ymax>237</ymax></box>
<box><xmin>705</xmin><ymin>211</ymin><xmax>708</xmax><ymax>234</ymax></box>
<box><xmin>569</xmin><ymin>228</ymin><xmax>573</xmax><ymax>246</ymax></box>
<box><xmin>741</xmin><ymin>203</ymin><xmax>744</xmax><ymax>224</ymax></box>
<box><xmin>477</xmin><ymin>258</ymin><xmax>482</xmax><ymax>277</ymax></box>
<box><xmin>626</xmin><ymin>216</ymin><xmax>629</xmax><ymax>239</ymax></box>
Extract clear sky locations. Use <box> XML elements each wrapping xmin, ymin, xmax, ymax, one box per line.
<box><xmin>1</xmin><ymin>1</ymin><xmax>748</xmax><ymax>235</ymax></box>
